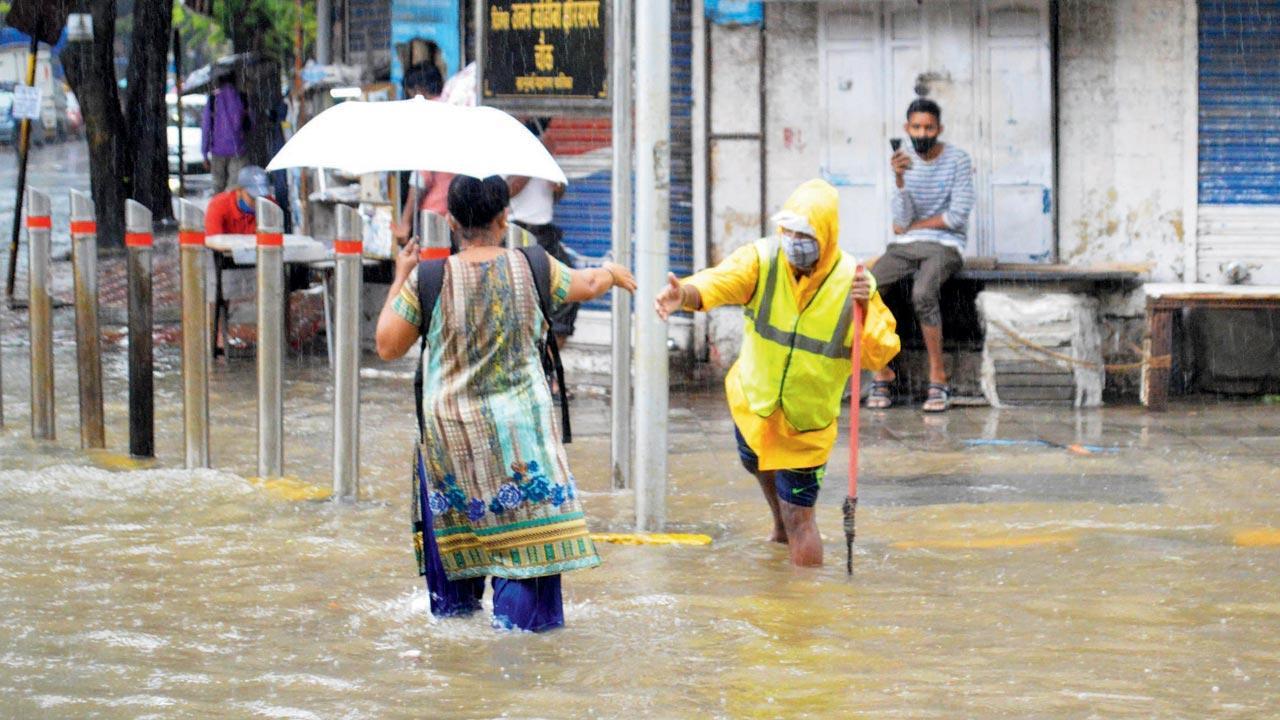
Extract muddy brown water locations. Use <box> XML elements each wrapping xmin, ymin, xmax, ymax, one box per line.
<box><xmin>1</xmin><ymin>312</ymin><xmax>1278</xmax><ymax>718</ymax></box>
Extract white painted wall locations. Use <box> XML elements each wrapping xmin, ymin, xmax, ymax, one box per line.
<box><xmin>1056</xmin><ymin>0</ymin><xmax>1191</xmax><ymax>282</ymax></box>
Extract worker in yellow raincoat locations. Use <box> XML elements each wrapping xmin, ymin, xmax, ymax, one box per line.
<box><xmin>655</xmin><ymin>179</ymin><xmax>899</xmax><ymax>567</ymax></box>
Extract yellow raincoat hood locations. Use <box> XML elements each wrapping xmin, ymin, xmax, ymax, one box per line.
<box><xmin>775</xmin><ymin>179</ymin><xmax>843</xmax><ymax>307</ymax></box>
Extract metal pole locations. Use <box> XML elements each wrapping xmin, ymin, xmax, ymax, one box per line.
<box><xmin>633</xmin><ymin>0</ymin><xmax>671</xmax><ymax>531</ymax></box>
<box><xmin>332</xmin><ymin>205</ymin><xmax>363</xmax><ymax>500</ymax></box>
<box><xmin>173</xmin><ymin>29</ymin><xmax>186</xmax><ymax>198</ymax></box>
<box><xmin>610</xmin><ymin>0</ymin><xmax>635</xmax><ymax>490</ymax></box>
<box><xmin>178</xmin><ymin>200</ymin><xmax>210</xmax><ymax>468</ymax></box>
<box><xmin>26</xmin><ymin>189</ymin><xmax>54</xmax><ymax>440</ymax></box>
<box><xmin>6</xmin><ymin>37</ymin><xmax>40</xmax><ymax>301</ymax></box>
<box><xmin>317</xmin><ymin>0</ymin><xmax>332</xmax><ymax>65</ymax></box>
<box><xmin>256</xmin><ymin>198</ymin><xmax>286</xmax><ymax>479</ymax></box>
<box><xmin>69</xmin><ymin>190</ymin><xmax>105</xmax><ymax>449</ymax></box>
<box><xmin>125</xmin><ymin>200</ymin><xmax>155</xmax><ymax>458</ymax></box>
<box><xmin>420</xmin><ymin>210</ymin><xmax>451</xmax><ymax>260</ymax></box>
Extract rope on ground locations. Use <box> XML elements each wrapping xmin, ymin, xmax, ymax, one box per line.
<box><xmin>987</xmin><ymin>319</ymin><xmax>1170</xmax><ymax>373</ymax></box>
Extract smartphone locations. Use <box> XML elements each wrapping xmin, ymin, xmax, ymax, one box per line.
<box><xmin>890</xmin><ymin>137</ymin><xmax>902</xmax><ymax>152</ymax></box>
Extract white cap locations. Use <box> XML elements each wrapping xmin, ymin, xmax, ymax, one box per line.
<box><xmin>771</xmin><ymin>210</ymin><xmax>817</xmax><ymax>238</ymax></box>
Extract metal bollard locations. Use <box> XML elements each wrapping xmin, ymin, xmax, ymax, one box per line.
<box><xmin>69</xmin><ymin>190</ymin><xmax>105</xmax><ymax>449</ymax></box>
<box><xmin>177</xmin><ymin>200</ymin><xmax>210</xmax><ymax>468</ymax></box>
<box><xmin>124</xmin><ymin>200</ymin><xmax>155</xmax><ymax>457</ymax></box>
<box><xmin>25</xmin><ymin>189</ymin><xmax>54</xmax><ymax>440</ymax></box>
<box><xmin>255</xmin><ymin>198</ymin><xmax>286</xmax><ymax>478</ymax></box>
<box><xmin>419</xmin><ymin>210</ymin><xmax>450</xmax><ymax>260</ymax></box>
<box><xmin>332</xmin><ymin>205</ymin><xmax>363</xmax><ymax>500</ymax></box>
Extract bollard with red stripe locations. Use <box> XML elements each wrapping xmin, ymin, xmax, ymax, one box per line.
<box><xmin>124</xmin><ymin>199</ymin><xmax>155</xmax><ymax>457</ymax></box>
<box><xmin>69</xmin><ymin>190</ymin><xmax>106</xmax><ymax>449</ymax></box>
<box><xmin>24</xmin><ymin>189</ymin><xmax>55</xmax><ymax>439</ymax></box>
<box><xmin>255</xmin><ymin>197</ymin><xmax>286</xmax><ymax>479</ymax></box>
<box><xmin>177</xmin><ymin>199</ymin><xmax>211</xmax><ymax>469</ymax></box>
<box><xmin>332</xmin><ymin>204</ymin><xmax>364</xmax><ymax>501</ymax></box>
<box><xmin>419</xmin><ymin>210</ymin><xmax>451</xmax><ymax>260</ymax></box>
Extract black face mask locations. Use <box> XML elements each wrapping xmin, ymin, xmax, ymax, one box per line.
<box><xmin>911</xmin><ymin>135</ymin><xmax>938</xmax><ymax>155</ymax></box>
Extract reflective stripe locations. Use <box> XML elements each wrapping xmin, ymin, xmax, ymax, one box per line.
<box><xmin>749</xmin><ymin>250</ymin><xmax>852</xmax><ymax>361</ymax></box>
<box><xmin>70</xmin><ymin>220</ymin><xmax>97</xmax><ymax>235</ymax></box>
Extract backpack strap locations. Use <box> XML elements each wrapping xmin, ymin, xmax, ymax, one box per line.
<box><xmin>413</xmin><ymin>258</ymin><xmax>448</xmax><ymax>442</ymax></box>
<box><xmin>516</xmin><ymin>245</ymin><xmax>572</xmax><ymax>444</ymax></box>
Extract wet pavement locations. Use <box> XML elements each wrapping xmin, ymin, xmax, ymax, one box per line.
<box><xmin>2</xmin><ymin>304</ymin><xmax>1279</xmax><ymax>717</ymax></box>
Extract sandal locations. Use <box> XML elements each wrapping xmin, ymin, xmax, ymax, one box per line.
<box><xmin>923</xmin><ymin>383</ymin><xmax>952</xmax><ymax>413</ymax></box>
<box><xmin>865</xmin><ymin>380</ymin><xmax>894</xmax><ymax>409</ymax></box>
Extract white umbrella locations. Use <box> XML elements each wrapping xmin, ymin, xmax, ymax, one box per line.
<box><xmin>265</xmin><ymin>97</ymin><xmax>567</xmax><ymax>185</ymax></box>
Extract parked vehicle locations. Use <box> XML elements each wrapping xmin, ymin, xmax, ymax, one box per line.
<box><xmin>167</xmin><ymin>92</ymin><xmax>206</xmax><ymax>174</ymax></box>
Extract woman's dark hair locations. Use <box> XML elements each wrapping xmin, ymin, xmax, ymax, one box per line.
<box><xmin>906</xmin><ymin>97</ymin><xmax>942</xmax><ymax>122</ymax></box>
<box><xmin>403</xmin><ymin>65</ymin><xmax>444</xmax><ymax>97</ymax></box>
<box><xmin>448</xmin><ymin>175</ymin><xmax>509</xmax><ymax>230</ymax></box>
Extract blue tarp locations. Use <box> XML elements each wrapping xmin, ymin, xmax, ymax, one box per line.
<box><xmin>0</xmin><ymin>26</ymin><xmax>70</xmax><ymax>79</ymax></box>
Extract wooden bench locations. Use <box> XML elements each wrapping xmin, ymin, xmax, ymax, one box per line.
<box><xmin>1142</xmin><ymin>284</ymin><xmax>1280</xmax><ymax>411</ymax></box>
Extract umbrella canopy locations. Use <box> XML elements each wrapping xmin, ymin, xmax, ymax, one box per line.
<box><xmin>265</xmin><ymin>97</ymin><xmax>567</xmax><ymax>185</ymax></box>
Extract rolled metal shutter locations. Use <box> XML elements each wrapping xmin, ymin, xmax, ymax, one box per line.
<box><xmin>547</xmin><ymin>0</ymin><xmax>695</xmax><ymax>310</ymax></box>
<box><xmin>1197</xmin><ymin>1</ymin><xmax>1280</xmax><ymax>283</ymax></box>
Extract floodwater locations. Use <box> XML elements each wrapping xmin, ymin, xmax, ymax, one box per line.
<box><xmin>2</xmin><ymin>309</ymin><xmax>1279</xmax><ymax>718</ymax></box>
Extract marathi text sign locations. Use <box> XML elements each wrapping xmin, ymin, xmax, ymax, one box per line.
<box><xmin>482</xmin><ymin>0</ymin><xmax>608</xmax><ymax>111</ymax></box>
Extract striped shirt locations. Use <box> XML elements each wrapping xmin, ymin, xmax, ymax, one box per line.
<box><xmin>891</xmin><ymin>143</ymin><xmax>975</xmax><ymax>251</ymax></box>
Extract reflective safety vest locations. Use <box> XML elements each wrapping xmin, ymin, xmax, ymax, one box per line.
<box><xmin>737</xmin><ymin>238</ymin><xmax>857</xmax><ymax>432</ymax></box>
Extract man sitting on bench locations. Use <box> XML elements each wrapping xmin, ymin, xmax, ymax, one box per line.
<box><xmin>867</xmin><ymin>98</ymin><xmax>974</xmax><ymax>413</ymax></box>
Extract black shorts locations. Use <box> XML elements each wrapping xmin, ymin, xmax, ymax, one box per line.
<box><xmin>734</xmin><ymin>426</ymin><xmax>825</xmax><ymax>508</ymax></box>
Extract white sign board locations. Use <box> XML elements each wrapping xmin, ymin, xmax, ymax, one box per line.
<box><xmin>12</xmin><ymin>86</ymin><xmax>42</xmax><ymax>121</ymax></box>
<box><xmin>67</xmin><ymin>13</ymin><xmax>94</xmax><ymax>42</ymax></box>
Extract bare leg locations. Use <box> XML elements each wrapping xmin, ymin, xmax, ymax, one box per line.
<box><xmin>921</xmin><ymin>323</ymin><xmax>947</xmax><ymax>385</ymax></box>
<box><xmin>755</xmin><ymin>472</ymin><xmax>787</xmax><ymax>543</ymax></box>
<box><xmin>779</xmin><ymin>501</ymin><xmax>822</xmax><ymax>566</ymax></box>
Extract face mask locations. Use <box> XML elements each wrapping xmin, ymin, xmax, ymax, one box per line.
<box><xmin>236</xmin><ymin>196</ymin><xmax>256</xmax><ymax>215</ymax></box>
<box><xmin>781</xmin><ymin>234</ymin><xmax>820</xmax><ymax>273</ymax></box>
<box><xmin>911</xmin><ymin>135</ymin><xmax>938</xmax><ymax>155</ymax></box>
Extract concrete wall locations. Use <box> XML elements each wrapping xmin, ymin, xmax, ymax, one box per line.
<box><xmin>704</xmin><ymin>19</ymin><xmax>765</xmax><ymax>369</ymax></box>
<box><xmin>1056</xmin><ymin>0</ymin><xmax>1191</xmax><ymax>282</ymax></box>
<box><xmin>700</xmin><ymin>0</ymin><xmax>1196</xmax><ymax>398</ymax></box>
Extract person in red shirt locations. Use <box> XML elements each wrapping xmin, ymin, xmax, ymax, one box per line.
<box><xmin>205</xmin><ymin>165</ymin><xmax>273</xmax><ymax>235</ymax></box>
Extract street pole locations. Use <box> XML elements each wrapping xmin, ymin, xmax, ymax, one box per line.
<box><xmin>610</xmin><ymin>0</ymin><xmax>634</xmax><ymax>490</ymax></box>
<box><xmin>26</xmin><ymin>189</ymin><xmax>54</xmax><ymax>440</ymax></box>
<box><xmin>317</xmin><ymin>0</ymin><xmax>332</xmax><ymax>65</ymax></box>
<box><xmin>6</xmin><ymin>37</ymin><xmax>40</xmax><ymax>302</ymax></box>
<box><xmin>256</xmin><ymin>198</ymin><xmax>286</xmax><ymax>479</ymax></box>
<box><xmin>125</xmin><ymin>200</ymin><xmax>155</xmax><ymax>458</ymax></box>
<box><xmin>633</xmin><ymin>0</ymin><xmax>671</xmax><ymax>531</ymax></box>
<box><xmin>332</xmin><ymin>205</ymin><xmax>363</xmax><ymax>501</ymax></box>
<box><xmin>173</xmin><ymin>29</ymin><xmax>186</xmax><ymax>198</ymax></box>
<box><xmin>178</xmin><ymin>200</ymin><xmax>210</xmax><ymax>469</ymax></box>
<box><xmin>69</xmin><ymin>190</ymin><xmax>105</xmax><ymax>449</ymax></box>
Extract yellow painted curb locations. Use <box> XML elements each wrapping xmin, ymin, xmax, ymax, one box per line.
<box><xmin>891</xmin><ymin>533</ymin><xmax>1076</xmax><ymax>550</ymax></box>
<box><xmin>591</xmin><ymin>532</ymin><xmax>713</xmax><ymax>546</ymax></box>
<box><xmin>1234</xmin><ymin>528</ymin><xmax>1280</xmax><ymax>547</ymax></box>
<box><xmin>248</xmin><ymin>476</ymin><xmax>333</xmax><ymax>502</ymax></box>
<box><xmin>87</xmin><ymin>450</ymin><xmax>155</xmax><ymax>472</ymax></box>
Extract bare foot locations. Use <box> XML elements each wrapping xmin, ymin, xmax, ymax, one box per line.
<box><xmin>768</xmin><ymin>527</ymin><xmax>789</xmax><ymax>544</ymax></box>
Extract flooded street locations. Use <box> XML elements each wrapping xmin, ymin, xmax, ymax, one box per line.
<box><xmin>1</xmin><ymin>307</ymin><xmax>1278</xmax><ymax>718</ymax></box>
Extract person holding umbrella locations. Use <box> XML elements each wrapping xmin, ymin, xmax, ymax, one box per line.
<box><xmin>654</xmin><ymin>179</ymin><xmax>900</xmax><ymax>567</ymax></box>
<box><xmin>375</xmin><ymin>175</ymin><xmax>636</xmax><ymax>631</ymax></box>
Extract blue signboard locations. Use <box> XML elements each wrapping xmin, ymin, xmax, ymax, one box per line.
<box><xmin>390</xmin><ymin>0</ymin><xmax>462</xmax><ymax>97</ymax></box>
<box><xmin>704</xmin><ymin>0</ymin><xmax>763</xmax><ymax>26</ymax></box>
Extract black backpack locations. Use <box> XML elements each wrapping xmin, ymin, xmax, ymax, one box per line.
<box><xmin>412</xmin><ymin>244</ymin><xmax>571</xmax><ymax>444</ymax></box>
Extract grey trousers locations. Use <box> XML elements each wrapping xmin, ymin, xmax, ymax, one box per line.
<box><xmin>869</xmin><ymin>241</ymin><xmax>963</xmax><ymax>326</ymax></box>
<box><xmin>210</xmin><ymin>154</ymin><xmax>248</xmax><ymax>194</ymax></box>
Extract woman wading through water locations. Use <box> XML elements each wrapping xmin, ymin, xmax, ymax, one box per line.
<box><xmin>376</xmin><ymin>175</ymin><xmax>637</xmax><ymax>631</ymax></box>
